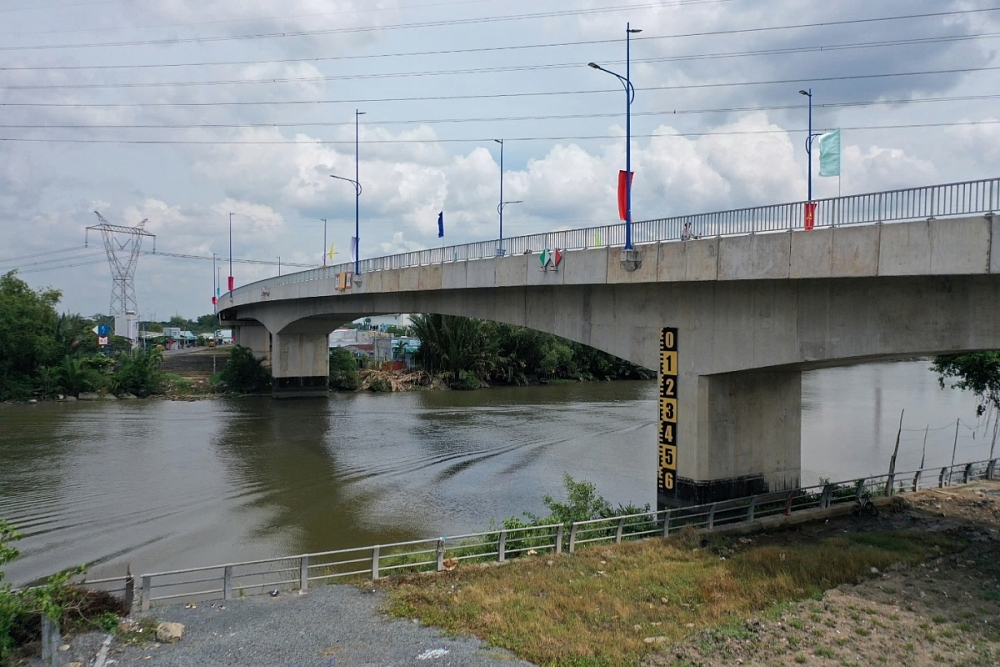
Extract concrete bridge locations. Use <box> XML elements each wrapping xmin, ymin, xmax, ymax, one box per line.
<box><xmin>218</xmin><ymin>177</ymin><xmax>1000</xmax><ymax>506</ymax></box>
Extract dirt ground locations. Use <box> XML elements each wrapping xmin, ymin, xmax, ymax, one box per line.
<box><xmin>653</xmin><ymin>481</ymin><xmax>1000</xmax><ymax>667</ymax></box>
<box><xmin>160</xmin><ymin>347</ymin><xmax>226</xmax><ymax>382</ymax></box>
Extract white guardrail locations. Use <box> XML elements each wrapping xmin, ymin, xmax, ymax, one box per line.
<box><xmin>134</xmin><ymin>458</ymin><xmax>998</xmax><ymax>610</ymax></box>
<box><xmin>224</xmin><ymin>176</ymin><xmax>999</xmax><ymax>302</ymax></box>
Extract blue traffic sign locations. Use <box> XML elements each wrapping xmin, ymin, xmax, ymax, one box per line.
<box><xmin>97</xmin><ymin>324</ymin><xmax>110</xmax><ymax>336</ymax></box>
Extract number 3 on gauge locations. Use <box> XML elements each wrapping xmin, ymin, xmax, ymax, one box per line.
<box><xmin>659</xmin><ymin>397</ymin><xmax>677</xmax><ymax>422</ymax></box>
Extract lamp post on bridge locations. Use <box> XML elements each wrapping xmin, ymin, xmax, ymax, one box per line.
<box><xmin>798</xmin><ymin>89</ymin><xmax>823</xmax><ymax>202</ymax></box>
<box><xmin>498</xmin><ymin>199</ymin><xmax>522</xmax><ymax>249</ymax></box>
<box><xmin>330</xmin><ymin>109</ymin><xmax>365</xmax><ymax>275</ymax></box>
<box><xmin>321</xmin><ymin>218</ymin><xmax>328</xmax><ymax>267</ymax></box>
<box><xmin>590</xmin><ymin>23</ymin><xmax>642</xmax><ymax>270</ymax></box>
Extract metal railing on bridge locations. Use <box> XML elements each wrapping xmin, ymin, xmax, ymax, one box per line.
<box><xmin>136</xmin><ymin>457</ymin><xmax>998</xmax><ymax>610</ymax></box>
<box><xmin>226</xmin><ymin>176</ymin><xmax>998</xmax><ymax>299</ymax></box>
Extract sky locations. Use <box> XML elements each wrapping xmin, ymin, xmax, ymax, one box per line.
<box><xmin>0</xmin><ymin>0</ymin><xmax>998</xmax><ymax>320</ymax></box>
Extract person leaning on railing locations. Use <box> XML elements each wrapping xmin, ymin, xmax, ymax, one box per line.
<box><xmin>680</xmin><ymin>222</ymin><xmax>700</xmax><ymax>241</ymax></box>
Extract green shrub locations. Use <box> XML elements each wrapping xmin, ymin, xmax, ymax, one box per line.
<box><xmin>368</xmin><ymin>376</ymin><xmax>393</xmax><ymax>393</ymax></box>
<box><xmin>110</xmin><ymin>348</ymin><xmax>163</xmax><ymax>397</ymax></box>
<box><xmin>54</xmin><ymin>355</ymin><xmax>105</xmax><ymax>397</ymax></box>
<box><xmin>329</xmin><ymin>348</ymin><xmax>360</xmax><ymax>391</ymax></box>
<box><xmin>219</xmin><ymin>346</ymin><xmax>271</xmax><ymax>393</ymax></box>
<box><xmin>452</xmin><ymin>370</ymin><xmax>481</xmax><ymax>391</ymax></box>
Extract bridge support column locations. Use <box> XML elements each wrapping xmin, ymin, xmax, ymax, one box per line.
<box><xmin>673</xmin><ymin>370</ymin><xmax>801</xmax><ymax>505</ymax></box>
<box><xmin>233</xmin><ymin>323</ymin><xmax>271</xmax><ymax>367</ymax></box>
<box><xmin>271</xmin><ymin>332</ymin><xmax>329</xmax><ymax>398</ymax></box>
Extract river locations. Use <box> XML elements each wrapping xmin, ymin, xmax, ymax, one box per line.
<box><xmin>0</xmin><ymin>360</ymin><xmax>991</xmax><ymax>585</ymax></box>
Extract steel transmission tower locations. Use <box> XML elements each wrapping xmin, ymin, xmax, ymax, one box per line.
<box><xmin>86</xmin><ymin>211</ymin><xmax>156</xmax><ymax>317</ymax></box>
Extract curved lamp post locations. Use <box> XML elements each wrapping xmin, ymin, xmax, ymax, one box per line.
<box><xmin>330</xmin><ymin>109</ymin><xmax>365</xmax><ymax>275</ymax></box>
<box><xmin>589</xmin><ymin>23</ymin><xmax>641</xmax><ymax>252</ymax></box>
<box><xmin>330</xmin><ymin>174</ymin><xmax>362</xmax><ymax>274</ymax></box>
<box><xmin>498</xmin><ymin>199</ymin><xmax>523</xmax><ymax>250</ymax></box>
<box><xmin>798</xmin><ymin>89</ymin><xmax>822</xmax><ymax>202</ymax></box>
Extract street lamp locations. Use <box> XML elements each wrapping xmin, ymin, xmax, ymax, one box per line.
<box><xmin>494</xmin><ymin>139</ymin><xmax>505</xmax><ymax>255</ymax></box>
<box><xmin>589</xmin><ymin>23</ymin><xmax>641</xmax><ymax>251</ymax></box>
<box><xmin>228</xmin><ymin>211</ymin><xmax>234</xmax><ymax>293</ymax></box>
<box><xmin>321</xmin><ymin>217</ymin><xmax>327</xmax><ymax>267</ymax></box>
<box><xmin>799</xmin><ymin>89</ymin><xmax>822</xmax><ymax>201</ymax></box>
<box><xmin>497</xmin><ymin>199</ymin><xmax>523</xmax><ymax>241</ymax></box>
<box><xmin>330</xmin><ymin>109</ymin><xmax>365</xmax><ymax>275</ymax></box>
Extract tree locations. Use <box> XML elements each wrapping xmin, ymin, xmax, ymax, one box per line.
<box><xmin>932</xmin><ymin>352</ymin><xmax>1000</xmax><ymax>418</ymax></box>
<box><xmin>0</xmin><ymin>272</ymin><xmax>62</xmax><ymax>400</ymax></box>
<box><xmin>219</xmin><ymin>346</ymin><xmax>272</xmax><ymax>393</ymax></box>
<box><xmin>111</xmin><ymin>348</ymin><xmax>164</xmax><ymax>397</ymax></box>
<box><xmin>329</xmin><ymin>348</ymin><xmax>360</xmax><ymax>391</ymax></box>
<box><xmin>410</xmin><ymin>314</ymin><xmax>498</xmax><ymax>388</ymax></box>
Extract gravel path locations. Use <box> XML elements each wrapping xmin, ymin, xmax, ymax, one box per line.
<box><xmin>105</xmin><ymin>584</ymin><xmax>534</xmax><ymax>667</ymax></box>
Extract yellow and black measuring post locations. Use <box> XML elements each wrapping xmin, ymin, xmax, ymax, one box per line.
<box><xmin>658</xmin><ymin>327</ymin><xmax>678</xmax><ymax>499</ymax></box>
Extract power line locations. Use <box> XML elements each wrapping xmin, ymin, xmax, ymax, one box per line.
<box><xmin>3</xmin><ymin>247</ymin><xmax>315</xmax><ymax>272</ymax></box>
<box><xmin>144</xmin><ymin>250</ymin><xmax>314</xmax><ymax>268</ymax></box>
<box><xmin>5</xmin><ymin>93</ymin><xmax>1000</xmax><ymax>131</ymax></box>
<box><xmin>3</xmin><ymin>120</ymin><xmax>998</xmax><ymax>146</ymax></box>
<box><xmin>0</xmin><ymin>249</ymin><xmax>101</xmax><ymax>269</ymax></box>
<box><xmin>4</xmin><ymin>64</ymin><xmax>999</xmax><ymax>109</ymax></box>
<box><xmin>1</xmin><ymin>6</ymin><xmax>994</xmax><ymax>52</ymax></box>
<box><xmin>0</xmin><ymin>245</ymin><xmax>94</xmax><ymax>263</ymax></box>
<box><xmin>5</xmin><ymin>29</ymin><xmax>994</xmax><ymax>73</ymax></box>
<box><xmin>0</xmin><ymin>0</ymin><xmax>734</xmax><ymax>51</ymax></box>
<box><xmin>6</xmin><ymin>33</ymin><xmax>999</xmax><ymax>91</ymax></box>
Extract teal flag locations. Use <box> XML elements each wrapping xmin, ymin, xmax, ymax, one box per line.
<box><xmin>819</xmin><ymin>129</ymin><xmax>840</xmax><ymax>177</ymax></box>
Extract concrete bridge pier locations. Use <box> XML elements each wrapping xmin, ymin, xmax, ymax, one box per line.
<box><xmin>271</xmin><ymin>331</ymin><xmax>330</xmax><ymax>398</ymax></box>
<box><xmin>674</xmin><ymin>369</ymin><xmax>801</xmax><ymax>505</ymax></box>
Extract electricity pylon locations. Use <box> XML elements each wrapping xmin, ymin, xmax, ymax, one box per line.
<box><xmin>86</xmin><ymin>211</ymin><xmax>156</xmax><ymax>317</ymax></box>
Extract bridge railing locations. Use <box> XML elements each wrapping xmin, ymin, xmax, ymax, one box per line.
<box><xmin>137</xmin><ymin>457</ymin><xmax>997</xmax><ymax>610</ymax></box>
<box><xmin>224</xmin><ymin>176</ymin><xmax>998</xmax><ymax>300</ymax></box>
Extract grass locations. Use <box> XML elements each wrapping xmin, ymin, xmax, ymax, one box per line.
<box><xmin>379</xmin><ymin>530</ymin><xmax>962</xmax><ymax>666</ymax></box>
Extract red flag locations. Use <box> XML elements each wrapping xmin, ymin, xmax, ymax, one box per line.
<box><xmin>804</xmin><ymin>202</ymin><xmax>816</xmax><ymax>231</ymax></box>
<box><xmin>212</xmin><ymin>296</ymin><xmax>218</xmax><ymax>305</ymax></box>
<box><xmin>228</xmin><ymin>275</ymin><xmax>235</xmax><ymax>291</ymax></box>
<box><xmin>617</xmin><ymin>170</ymin><xmax>633</xmax><ymax>221</ymax></box>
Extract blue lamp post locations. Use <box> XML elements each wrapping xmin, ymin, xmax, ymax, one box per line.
<box><xmin>799</xmin><ymin>89</ymin><xmax>822</xmax><ymax>201</ymax></box>
<box><xmin>589</xmin><ymin>23</ymin><xmax>641</xmax><ymax>250</ymax></box>
<box><xmin>330</xmin><ymin>109</ymin><xmax>365</xmax><ymax>275</ymax></box>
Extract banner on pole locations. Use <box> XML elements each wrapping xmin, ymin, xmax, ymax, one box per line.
<box><xmin>819</xmin><ymin>129</ymin><xmax>841</xmax><ymax>177</ymax></box>
<box><xmin>437</xmin><ymin>211</ymin><xmax>444</xmax><ymax>238</ymax></box>
<box><xmin>617</xmin><ymin>170</ymin><xmax>633</xmax><ymax>221</ymax></box>
<box><xmin>804</xmin><ymin>201</ymin><xmax>817</xmax><ymax>231</ymax></box>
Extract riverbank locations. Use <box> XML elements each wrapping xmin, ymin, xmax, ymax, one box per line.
<box><xmin>379</xmin><ymin>481</ymin><xmax>1000</xmax><ymax>666</ymax></box>
<box><xmin>16</xmin><ymin>481</ymin><xmax>1000</xmax><ymax>667</ymax></box>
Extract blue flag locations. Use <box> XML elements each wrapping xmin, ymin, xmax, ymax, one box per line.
<box><xmin>437</xmin><ymin>211</ymin><xmax>444</xmax><ymax>238</ymax></box>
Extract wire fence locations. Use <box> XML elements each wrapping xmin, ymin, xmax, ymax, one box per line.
<box><xmin>134</xmin><ymin>457</ymin><xmax>998</xmax><ymax>610</ymax></box>
<box><xmin>223</xmin><ymin>176</ymin><xmax>998</xmax><ymax>301</ymax></box>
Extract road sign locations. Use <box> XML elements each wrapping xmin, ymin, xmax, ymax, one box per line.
<box><xmin>92</xmin><ymin>324</ymin><xmax>110</xmax><ymax>336</ymax></box>
<box><xmin>97</xmin><ymin>335</ymin><xmax>109</xmax><ymax>346</ymax></box>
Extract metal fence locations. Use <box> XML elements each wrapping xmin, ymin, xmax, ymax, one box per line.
<box><xmin>136</xmin><ymin>457</ymin><xmax>997</xmax><ymax>610</ymax></box>
<box><xmin>224</xmin><ymin>176</ymin><xmax>998</xmax><ymax>302</ymax></box>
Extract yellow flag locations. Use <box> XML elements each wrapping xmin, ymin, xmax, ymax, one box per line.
<box><xmin>328</xmin><ymin>243</ymin><xmax>335</xmax><ymax>259</ymax></box>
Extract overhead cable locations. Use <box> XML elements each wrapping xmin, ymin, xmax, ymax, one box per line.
<box><xmin>1</xmin><ymin>6</ymin><xmax>995</xmax><ymax>51</ymax></box>
<box><xmin>4</xmin><ymin>94</ymin><xmax>999</xmax><ymax>131</ymax></box>
<box><xmin>2</xmin><ymin>120</ymin><xmax>998</xmax><ymax>146</ymax></box>
<box><xmin>5</xmin><ymin>64</ymin><xmax>1000</xmax><ymax>107</ymax></box>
